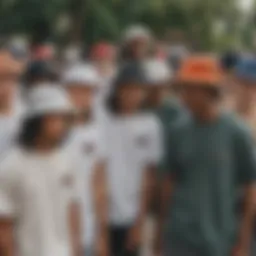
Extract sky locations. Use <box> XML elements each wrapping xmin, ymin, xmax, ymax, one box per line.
<box><xmin>240</xmin><ymin>0</ymin><xmax>253</xmax><ymax>11</ymax></box>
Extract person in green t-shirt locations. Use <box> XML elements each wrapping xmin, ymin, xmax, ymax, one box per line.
<box><xmin>154</xmin><ymin>56</ymin><xmax>256</xmax><ymax>256</ymax></box>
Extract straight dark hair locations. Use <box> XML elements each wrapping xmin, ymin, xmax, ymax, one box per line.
<box><xmin>19</xmin><ymin>116</ymin><xmax>44</xmax><ymax>149</ymax></box>
<box><xmin>106</xmin><ymin>83</ymin><xmax>147</xmax><ymax>114</ymax></box>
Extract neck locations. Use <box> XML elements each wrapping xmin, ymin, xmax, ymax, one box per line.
<box><xmin>34</xmin><ymin>138</ymin><xmax>56</xmax><ymax>153</ymax></box>
<box><xmin>0</xmin><ymin>103</ymin><xmax>13</xmax><ymax>116</ymax></box>
<box><xmin>193</xmin><ymin>105</ymin><xmax>220</xmax><ymax>123</ymax></box>
<box><xmin>74</xmin><ymin>110</ymin><xmax>91</xmax><ymax>125</ymax></box>
<box><xmin>119</xmin><ymin>106</ymin><xmax>138</xmax><ymax>116</ymax></box>
<box><xmin>147</xmin><ymin>97</ymin><xmax>163</xmax><ymax>109</ymax></box>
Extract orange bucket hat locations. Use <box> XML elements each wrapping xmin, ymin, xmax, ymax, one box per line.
<box><xmin>0</xmin><ymin>51</ymin><xmax>23</xmax><ymax>76</ymax></box>
<box><xmin>177</xmin><ymin>56</ymin><xmax>224</xmax><ymax>86</ymax></box>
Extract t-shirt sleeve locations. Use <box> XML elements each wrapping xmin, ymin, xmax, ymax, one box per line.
<box><xmin>147</xmin><ymin>117</ymin><xmax>164</xmax><ymax>165</ymax></box>
<box><xmin>0</xmin><ymin>163</ymin><xmax>18</xmax><ymax>217</ymax></box>
<box><xmin>235</xmin><ymin>126</ymin><xmax>256</xmax><ymax>184</ymax></box>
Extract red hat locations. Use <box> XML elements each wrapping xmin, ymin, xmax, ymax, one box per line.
<box><xmin>177</xmin><ymin>56</ymin><xmax>224</xmax><ymax>86</ymax></box>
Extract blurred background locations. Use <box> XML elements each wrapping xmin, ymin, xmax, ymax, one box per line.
<box><xmin>0</xmin><ymin>0</ymin><xmax>255</xmax><ymax>52</ymax></box>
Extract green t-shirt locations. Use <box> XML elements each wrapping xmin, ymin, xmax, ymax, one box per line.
<box><xmin>154</xmin><ymin>98</ymin><xmax>185</xmax><ymax>132</ymax></box>
<box><xmin>152</xmin><ymin>98</ymin><xmax>186</xmax><ymax>173</ymax></box>
<box><xmin>163</xmin><ymin>113</ymin><xmax>256</xmax><ymax>256</ymax></box>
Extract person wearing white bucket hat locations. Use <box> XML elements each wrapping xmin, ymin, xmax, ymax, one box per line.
<box><xmin>144</xmin><ymin>59</ymin><xmax>185</xmax><ymax>132</ymax></box>
<box><xmin>63</xmin><ymin>64</ymin><xmax>99</xmax><ymax>119</ymax></box>
<box><xmin>26</xmin><ymin>83</ymin><xmax>74</xmax><ymax>117</ymax></box>
<box><xmin>0</xmin><ymin>84</ymin><xmax>82</xmax><ymax>256</ymax></box>
<box><xmin>121</xmin><ymin>25</ymin><xmax>153</xmax><ymax>63</ymax></box>
<box><xmin>63</xmin><ymin>65</ymin><xmax>109</xmax><ymax>256</ymax></box>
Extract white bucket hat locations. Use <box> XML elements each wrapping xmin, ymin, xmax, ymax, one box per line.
<box><xmin>144</xmin><ymin>59</ymin><xmax>173</xmax><ymax>85</ymax></box>
<box><xmin>26</xmin><ymin>83</ymin><xmax>74</xmax><ymax>117</ymax></box>
<box><xmin>62</xmin><ymin>64</ymin><xmax>100</xmax><ymax>87</ymax></box>
<box><xmin>123</xmin><ymin>25</ymin><xmax>152</xmax><ymax>43</ymax></box>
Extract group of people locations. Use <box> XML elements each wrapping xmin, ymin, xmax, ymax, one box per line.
<box><xmin>0</xmin><ymin>25</ymin><xmax>256</xmax><ymax>256</ymax></box>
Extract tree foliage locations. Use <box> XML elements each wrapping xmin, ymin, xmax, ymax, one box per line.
<box><xmin>0</xmin><ymin>0</ymin><xmax>250</xmax><ymax>50</ymax></box>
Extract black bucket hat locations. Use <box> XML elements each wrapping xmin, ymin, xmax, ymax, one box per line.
<box><xmin>114</xmin><ymin>61</ymin><xmax>148</xmax><ymax>87</ymax></box>
<box><xmin>107</xmin><ymin>61</ymin><xmax>147</xmax><ymax>112</ymax></box>
<box><xmin>24</xmin><ymin>60</ymin><xmax>59</xmax><ymax>86</ymax></box>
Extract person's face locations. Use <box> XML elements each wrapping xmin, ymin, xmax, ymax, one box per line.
<box><xmin>118</xmin><ymin>83</ymin><xmax>146</xmax><ymax>113</ymax></box>
<box><xmin>235</xmin><ymin>78</ymin><xmax>256</xmax><ymax>105</ymax></box>
<box><xmin>130</xmin><ymin>39</ymin><xmax>149</xmax><ymax>59</ymax></box>
<box><xmin>67</xmin><ymin>85</ymin><xmax>94</xmax><ymax>112</ymax></box>
<box><xmin>41</xmin><ymin>114</ymin><xmax>70</xmax><ymax>145</ymax></box>
<box><xmin>0</xmin><ymin>73</ymin><xmax>18</xmax><ymax>108</ymax></box>
<box><xmin>180</xmin><ymin>84</ymin><xmax>212</xmax><ymax>114</ymax></box>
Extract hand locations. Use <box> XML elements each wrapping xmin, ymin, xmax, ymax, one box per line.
<box><xmin>73</xmin><ymin>245</ymin><xmax>83</xmax><ymax>256</ymax></box>
<box><xmin>95</xmin><ymin>235</ymin><xmax>109</xmax><ymax>256</ymax></box>
<box><xmin>126</xmin><ymin>222</ymin><xmax>143</xmax><ymax>251</ymax></box>
<box><xmin>152</xmin><ymin>231</ymin><xmax>163</xmax><ymax>256</ymax></box>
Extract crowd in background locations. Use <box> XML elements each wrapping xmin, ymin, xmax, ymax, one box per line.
<box><xmin>0</xmin><ymin>24</ymin><xmax>256</xmax><ymax>256</ymax></box>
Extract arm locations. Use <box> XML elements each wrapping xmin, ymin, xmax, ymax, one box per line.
<box><xmin>0</xmin><ymin>164</ymin><xmax>18</xmax><ymax>256</ymax></box>
<box><xmin>0</xmin><ymin>219</ymin><xmax>15</xmax><ymax>256</ymax></box>
<box><xmin>154</xmin><ymin>174</ymin><xmax>175</xmax><ymax>255</ymax></box>
<box><xmin>126</xmin><ymin>165</ymin><xmax>155</xmax><ymax>251</ymax></box>
<box><xmin>138</xmin><ymin>165</ymin><xmax>155</xmax><ymax>226</ymax></box>
<box><xmin>233</xmin><ymin>127</ymin><xmax>256</xmax><ymax>256</ymax></box>
<box><xmin>68</xmin><ymin>202</ymin><xmax>82</xmax><ymax>256</ymax></box>
<box><xmin>93</xmin><ymin>162</ymin><xmax>109</xmax><ymax>256</ymax></box>
<box><xmin>234</xmin><ymin>184</ymin><xmax>256</xmax><ymax>256</ymax></box>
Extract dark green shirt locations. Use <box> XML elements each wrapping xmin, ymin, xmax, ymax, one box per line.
<box><xmin>152</xmin><ymin>98</ymin><xmax>186</xmax><ymax>173</ymax></box>
<box><xmin>163</xmin><ymin>113</ymin><xmax>256</xmax><ymax>256</ymax></box>
<box><xmin>154</xmin><ymin>98</ymin><xmax>185</xmax><ymax>132</ymax></box>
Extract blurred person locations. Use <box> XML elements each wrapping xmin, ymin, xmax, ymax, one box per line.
<box><xmin>31</xmin><ymin>42</ymin><xmax>56</xmax><ymax>61</ymax></box>
<box><xmin>155</xmin><ymin>56</ymin><xmax>256</xmax><ymax>256</ymax></box>
<box><xmin>234</xmin><ymin>57</ymin><xmax>256</xmax><ymax>138</ymax></box>
<box><xmin>0</xmin><ymin>49</ymin><xmax>23</xmax><ymax>159</ymax></box>
<box><xmin>63</xmin><ymin>64</ymin><xmax>109</xmax><ymax>256</ymax></box>
<box><xmin>144</xmin><ymin>59</ymin><xmax>184</xmax><ymax>132</ymax></box>
<box><xmin>233</xmin><ymin>57</ymin><xmax>256</xmax><ymax>256</ymax></box>
<box><xmin>121</xmin><ymin>25</ymin><xmax>153</xmax><ymax>63</ymax></box>
<box><xmin>0</xmin><ymin>85</ymin><xmax>81</xmax><ymax>256</ymax></box>
<box><xmin>90</xmin><ymin>42</ymin><xmax>117</xmax><ymax>122</ymax></box>
<box><xmin>90</xmin><ymin>42</ymin><xmax>117</xmax><ymax>81</ymax></box>
<box><xmin>23</xmin><ymin>60</ymin><xmax>59</xmax><ymax>91</ymax></box>
<box><xmin>165</xmin><ymin>29</ymin><xmax>189</xmax><ymax>73</ymax></box>
<box><xmin>63</xmin><ymin>44</ymin><xmax>83</xmax><ymax>67</ymax></box>
<box><xmin>143</xmin><ymin>59</ymin><xmax>185</xmax><ymax>229</ymax></box>
<box><xmin>220</xmin><ymin>51</ymin><xmax>240</xmax><ymax>111</ymax></box>
<box><xmin>105</xmin><ymin>63</ymin><xmax>162</xmax><ymax>256</ymax></box>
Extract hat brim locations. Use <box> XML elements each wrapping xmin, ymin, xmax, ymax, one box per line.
<box><xmin>177</xmin><ymin>74</ymin><xmax>222</xmax><ymax>87</ymax></box>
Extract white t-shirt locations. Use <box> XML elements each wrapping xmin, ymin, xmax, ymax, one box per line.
<box><xmin>67</xmin><ymin>122</ymin><xmax>105</xmax><ymax>247</ymax></box>
<box><xmin>102</xmin><ymin>112</ymin><xmax>163</xmax><ymax>225</ymax></box>
<box><xmin>0</xmin><ymin>147</ymin><xmax>80</xmax><ymax>256</ymax></box>
<box><xmin>0</xmin><ymin>111</ymin><xmax>22</xmax><ymax>160</ymax></box>
<box><xmin>0</xmin><ymin>91</ymin><xmax>25</xmax><ymax>160</ymax></box>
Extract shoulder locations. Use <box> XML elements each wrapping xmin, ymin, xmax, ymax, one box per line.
<box><xmin>221</xmin><ymin>113</ymin><xmax>252</xmax><ymax>137</ymax></box>
<box><xmin>142</xmin><ymin>112</ymin><xmax>161</xmax><ymax>126</ymax></box>
<box><xmin>138</xmin><ymin>112</ymin><xmax>162</xmax><ymax>133</ymax></box>
<box><xmin>168</xmin><ymin>113</ymin><xmax>191</xmax><ymax>134</ymax></box>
